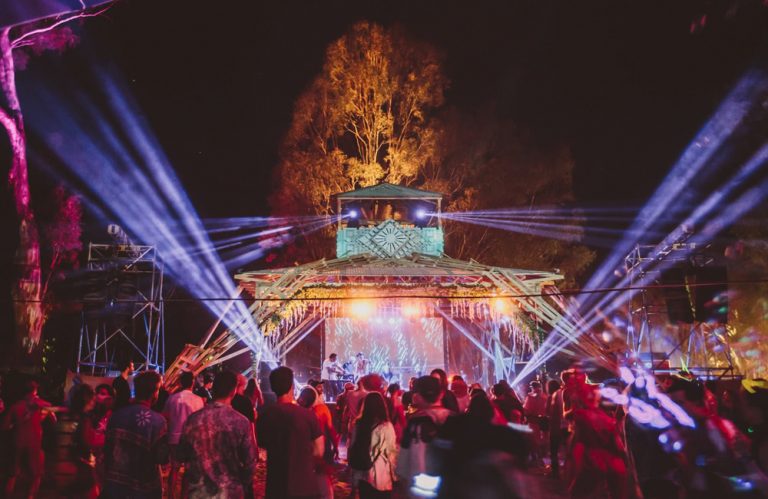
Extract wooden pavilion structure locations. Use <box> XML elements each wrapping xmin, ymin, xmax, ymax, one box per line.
<box><xmin>165</xmin><ymin>184</ymin><xmax>585</xmax><ymax>386</ymax></box>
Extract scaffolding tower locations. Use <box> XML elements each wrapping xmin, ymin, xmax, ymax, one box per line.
<box><xmin>624</xmin><ymin>236</ymin><xmax>735</xmax><ymax>379</ymax></box>
<box><xmin>77</xmin><ymin>243</ymin><xmax>165</xmax><ymax>374</ymax></box>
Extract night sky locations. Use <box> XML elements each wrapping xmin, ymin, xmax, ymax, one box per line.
<box><xmin>1</xmin><ymin>0</ymin><xmax>767</xmax><ymax>363</ymax></box>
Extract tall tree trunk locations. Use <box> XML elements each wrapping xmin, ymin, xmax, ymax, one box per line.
<box><xmin>0</xmin><ymin>28</ymin><xmax>44</xmax><ymax>353</ymax></box>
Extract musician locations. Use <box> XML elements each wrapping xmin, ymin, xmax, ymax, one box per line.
<box><xmin>353</xmin><ymin>352</ymin><xmax>369</xmax><ymax>382</ymax></box>
<box><xmin>321</xmin><ymin>353</ymin><xmax>345</xmax><ymax>400</ymax></box>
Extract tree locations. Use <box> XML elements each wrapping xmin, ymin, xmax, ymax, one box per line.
<box><xmin>271</xmin><ymin>21</ymin><xmax>447</xmax><ymax>259</ymax></box>
<box><xmin>0</xmin><ymin>7</ymin><xmax>103</xmax><ymax>352</ymax></box>
<box><xmin>271</xmin><ymin>21</ymin><xmax>594</xmax><ymax>283</ymax></box>
<box><xmin>424</xmin><ymin>105</ymin><xmax>595</xmax><ymax>287</ymax></box>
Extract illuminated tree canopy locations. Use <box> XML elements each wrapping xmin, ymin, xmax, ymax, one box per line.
<box><xmin>271</xmin><ymin>21</ymin><xmax>594</xmax><ymax>282</ymax></box>
<box><xmin>273</xmin><ymin>21</ymin><xmax>446</xmax><ymax>217</ymax></box>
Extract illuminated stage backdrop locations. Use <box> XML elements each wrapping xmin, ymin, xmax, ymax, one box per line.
<box><xmin>325</xmin><ymin>317</ymin><xmax>444</xmax><ymax>383</ymax></box>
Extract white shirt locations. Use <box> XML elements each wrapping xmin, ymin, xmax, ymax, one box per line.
<box><xmin>352</xmin><ymin>421</ymin><xmax>398</xmax><ymax>491</ymax></box>
<box><xmin>322</xmin><ymin>360</ymin><xmax>342</xmax><ymax>380</ymax></box>
<box><xmin>163</xmin><ymin>389</ymin><xmax>204</xmax><ymax>444</ymax></box>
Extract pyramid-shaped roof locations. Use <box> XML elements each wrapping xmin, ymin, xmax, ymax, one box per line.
<box><xmin>336</xmin><ymin>182</ymin><xmax>442</xmax><ymax>200</ymax></box>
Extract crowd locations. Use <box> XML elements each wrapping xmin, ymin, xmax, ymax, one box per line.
<box><xmin>1</xmin><ymin>360</ymin><xmax>768</xmax><ymax>499</ymax></box>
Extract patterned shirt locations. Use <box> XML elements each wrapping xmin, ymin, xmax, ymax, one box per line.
<box><xmin>103</xmin><ymin>402</ymin><xmax>168</xmax><ymax>499</ymax></box>
<box><xmin>179</xmin><ymin>401</ymin><xmax>258</xmax><ymax>499</ymax></box>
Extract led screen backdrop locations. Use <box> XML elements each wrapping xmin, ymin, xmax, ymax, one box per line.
<box><xmin>325</xmin><ymin>317</ymin><xmax>444</xmax><ymax>383</ymax></box>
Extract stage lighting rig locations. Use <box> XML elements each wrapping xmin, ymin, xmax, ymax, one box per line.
<box><xmin>107</xmin><ymin>223</ymin><xmax>132</xmax><ymax>246</ymax></box>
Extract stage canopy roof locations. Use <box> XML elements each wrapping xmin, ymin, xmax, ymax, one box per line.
<box><xmin>335</xmin><ymin>182</ymin><xmax>442</xmax><ymax>201</ymax></box>
<box><xmin>235</xmin><ymin>253</ymin><xmax>563</xmax><ymax>298</ymax></box>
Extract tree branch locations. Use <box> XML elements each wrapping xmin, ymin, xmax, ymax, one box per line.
<box><xmin>11</xmin><ymin>5</ymin><xmax>112</xmax><ymax>49</ymax></box>
<box><xmin>0</xmin><ymin>105</ymin><xmax>19</xmax><ymax>142</ymax></box>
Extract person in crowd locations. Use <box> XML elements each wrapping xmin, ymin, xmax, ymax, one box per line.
<box><xmin>337</xmin><ymin>382</ymin><xmax>355</xmax><ymax>443</ymax></box>
<box><xmin>257</xmin><ymin>366</ymin><xmax>324</xmax><ymax>499</ymax></box>
<box><xmin>2</xmin><ymin>378</ymin><xmax>55</xmax><ymax>498</ymax></box>
<box><xmin>152</xmin><ymin>384</ymin><xmax>171</xmax><ymax>414</ymax></box>
<box><xmin>492</xmin><ymin>381</ymin><xmax>524</xmax><ymax>424</ymax></box>
<box><xmin>672</xmin><ymin>378</ymin><xmax>768</xmax><ymax>497</ymax></box>
<box><xmin>402</xmin><ymin>377</ymin><xmax>417</xmax><ymax>412</ymax></box>
<box><xmin>163</xmin><ymin>371</ymin><xmax>204</xmax><ymax>498</ymax></box>
<box><xmin>307</xmin><ymin>379</ymin><xmax>340</xmax><ymax>464</ymax></box>
<box><xmin>546</xmin><ymin>378</ymin><xmax>564</xmax><ymax>478</ymax></box>
<box><xmin>469</xmin><ymin>384</ymin><xmax>486</xmax><ymax>398</ymax></box>
<box><xmin>178</xmin><ymin>370</ymin><xmax>258</xmax><ymax>499</ymax></box>
<box><xmin>430</xmin><ymin>369</ymin><xmax>460</xmax><ymax>413</ymax></box>
<box><xmin>563</xmin><ymin>368</ymin><xmax>587</xmax><ymax>420</ymax></box>
<box><xmin>437</xmin><ymin>391</ymin><xmax>532</xmax><ymax>498</ymax></box>
<box><xmin>112</xmin><ymin>359</ymin><xmax>134</xmax><ymax>411</ymax></box>
<box><xmin>450</xmin><ymin>376</ymin><xmax>470</xmax><ymax>414</ymax></box>
<box><xmin>244</xmin><ymin>378</ymin><xmax>264</xmax><ymax>409</ymax></box>
<box><xmin>91</xmin><ymin>384</ymin><xmax>114</xmax><ymax>490</ymax></box>
<box><xmin>345</xmin><ymin>374</ymin><xmax>386</xmax><ymax>437</ymax></box>
<box><xmin>524</xmin><ymin>380</ymin><xmax>549</xmax><ymax>466</ymax></box>
<box><xmin>386</xmin><ymin>383</ymin><xmax>407</xmax><ymax>442</ymax></box>
<box><xmin>68</xmin><ymin>383</ymin><xmax>99</xmax><ymax>498</ymax></box>
<box><xmin>194</xmin><ymin>373</ymin><xmax>214</xmax><ymax>403</ymax></box>
<box><xmin>742</xmin><ymin>383</ymin><xmax>768</xmax><ymax>474</ymax></box>
<box><xmin>232</xmin><ymin>374</ymin><xmax>257</xmax><ymax>440</ymax></box>
<box><xmin>568</xmin><ymin>384</ymin><xmax>628</xmax><ymax>499</ymax></box>
<box><xmin>349</xmin><ymin>392</ymin><xmax>398</xmax><ymax>499</ymax></box>
<box><xmin>67</xmin><ymin>374</ymin><xmax>83</xmax><ymax>408</ymax></box>
<box><xmin>298</xmin><ymin>385</ymin><xmax>334</xmax><ymax>499</ymax></box>
<box><xmin>321</xmin><ymin>353</ymin><xmax>345</xmax><ymax>402</ymax></box>
<box><xmin>397</xmin><ymin>376</ymin><xmax>453</xmax><ymax>487</ymax></box>
<box><xmin>308</xmin><ymin>379</ymin><xmax>326</xmax><ymax>407</ymax></box>
<box><xmin>103</xmin><ymin>370</ymin><xmax>168</xmax><ymax>499</ymax></box>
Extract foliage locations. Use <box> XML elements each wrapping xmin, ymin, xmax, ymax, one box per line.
<box><xmin>12</xmin><ymin>25</ymin><xmax>79</xmax><ymax>70</ymax></box>
<box><xmin>426</xmin><ymin>106</ymin><xmax>595</xmax><ymax>287</ymax></box>
<box><xmin>41</xmin><ymin>186</ymin><xmax>83</xmax><ymax>309</ymax></box>
<box><xmin>271</xmin><ymin>21</ymin><xmax>594</xmax><ymax>285</ymax></box>
<box><xmin>272</xmin><ymin>21</ymin><xmax>446</xmax><ymax>215</ymax></box>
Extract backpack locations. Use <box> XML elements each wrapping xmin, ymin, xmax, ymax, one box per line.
<box><xmin>348</xmin><ymin>422</ymin><xmax>374</xmax><ymax>471</ymax></box>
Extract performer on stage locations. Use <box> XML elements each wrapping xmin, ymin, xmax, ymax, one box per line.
<box><xmin>321</xmin><ymin>353</ymin><xmax>345</xmax><ymax>401</ymax></box>
<box><xmin>353</xmin><ymin>352</ymin><xmax>369</xmax><ymax>382</ymax></box>
<box><xmin>382</xmin><ymin>360</ymin><xmax>395</xmax><ymax>384</ymax></box>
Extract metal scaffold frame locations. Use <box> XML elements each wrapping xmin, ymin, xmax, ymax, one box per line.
<box><xmin>77</xmin><ymin>243</ymin><xmax>165</xmax><ymax>374</ymax></box>
<box><xmin>624</xmin><ymin>238</ymin><xmax>735</xmax><ymax>379</ymax></box>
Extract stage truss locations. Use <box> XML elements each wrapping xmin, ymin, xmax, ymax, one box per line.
<box><xmin>624</xmin><ymin>241</ymin><xmax>736</xmax><ymax>379</ymax></box>
<box><xmin>77</xmin><ymin>243</ymin><xmax>165</xmax><ymax>374</ymax></box>
<box><xmin>165</xmin><ymin>253</ymin><xmax>602</xmax><ymax>387</ymax></box>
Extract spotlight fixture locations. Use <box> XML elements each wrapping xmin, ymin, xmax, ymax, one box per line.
<box><xmin>415</xmin><ymin>208</ymin><xmax>427</xmax><ymax>220</ymax></box>
<box><xmin>349</xmin><ymin>209</ymin><xmax>358</xmax><ymax>219</ymax></box>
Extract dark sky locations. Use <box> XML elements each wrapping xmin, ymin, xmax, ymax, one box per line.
<box><xmin>24</xmin><ymin>0</ymin><xmax>767</xmax><ymax>215</ymax></box>
<box><xmin>1</xmin><ymin>0</ymin><xmax>767</xmax><ymax>365</ymax></box>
